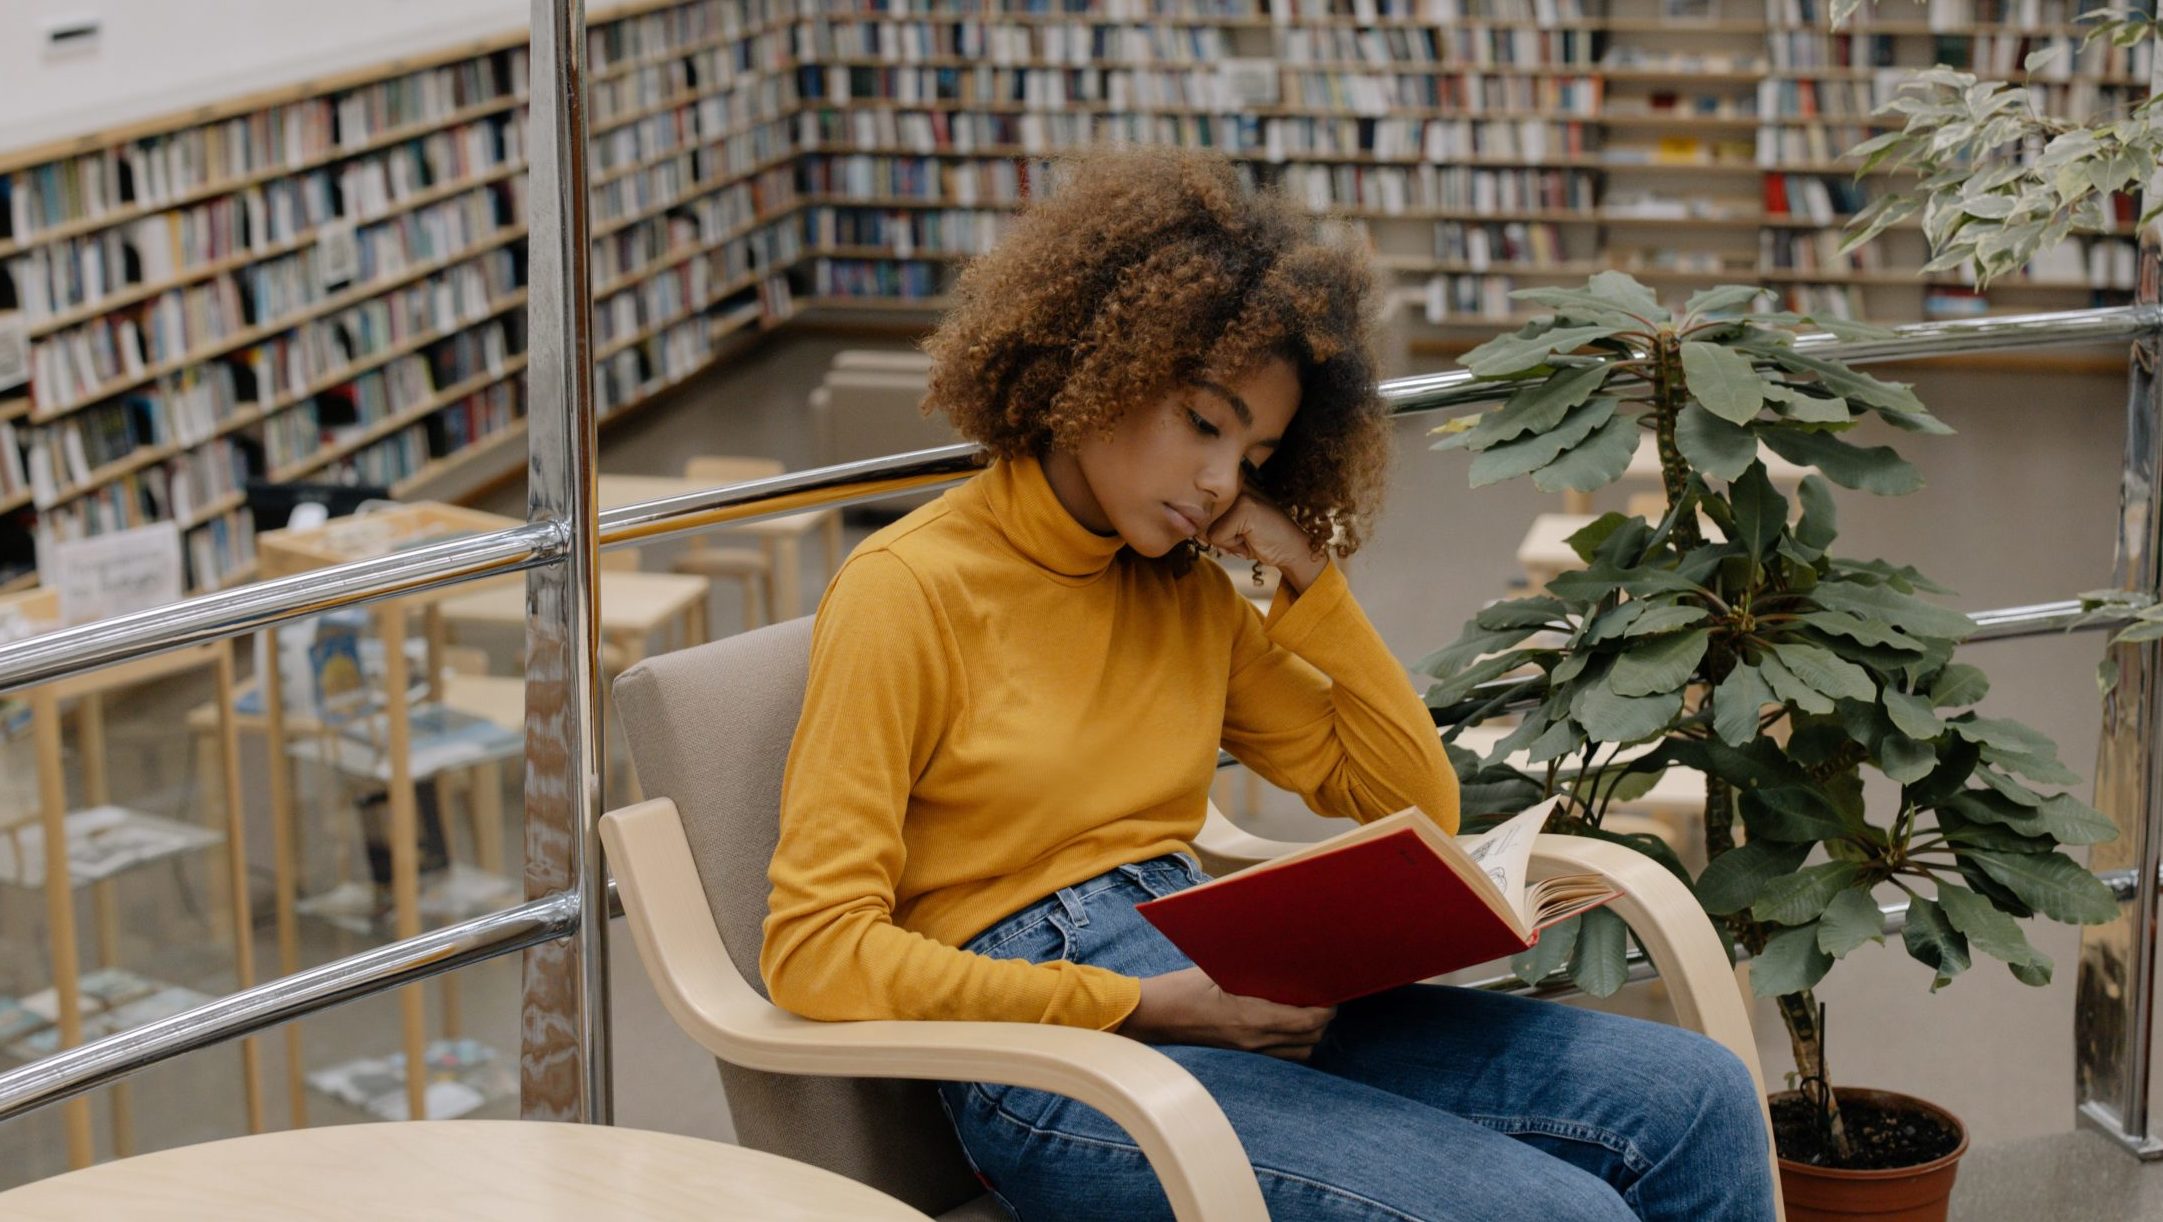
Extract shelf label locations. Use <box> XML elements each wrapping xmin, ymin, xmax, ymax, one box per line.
<box><xmin>52</xmin><ymin>521</ymin><xmax>183</xmax><ymax>627</ymax></box>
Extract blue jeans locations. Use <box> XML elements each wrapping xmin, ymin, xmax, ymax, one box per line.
<box><xmin>936</xmin><ymin>853</ymin><xmax>1776</xmax><ymax>1221</ymax></box>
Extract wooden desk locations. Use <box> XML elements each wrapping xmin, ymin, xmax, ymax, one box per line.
<box><xmin>0</xmin><ymin>1120</ymin><xmax>934</xmax><ymax>1220</ymax></box>
<box><xmin>598</xmin><ymin>474</ymin><xmax>845</xmax><ymax>620</ymax></box>
<box><xmin>436</xmin><ymin>570</ymin><xmax>710</xmax><ymax>671</ymax></box>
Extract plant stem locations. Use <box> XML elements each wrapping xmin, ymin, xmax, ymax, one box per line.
<box><xmin>1651</xmin><ymin>326</ymin><xmax>1705</xmax><ymax>553</ymax></box>
<box><xmin>1734</xmin><ymin>920</ymin><xmax>1856</xmax><ymax>1165</ymax></box>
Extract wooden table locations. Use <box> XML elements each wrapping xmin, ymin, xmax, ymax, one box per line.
<box><xmin>436</xmin><ymin>569</ymin><xmax>710</xmax><ymax>672</ymax></box>
<box><xmin>0</xmin><ymin>1120</ymin><xmax>934</xmax><ymax>1220</ymax></box>
<box><xmin>598</xmin><ymin>474</ymin><xmax>845</xmax><ymax>621</ymax></box>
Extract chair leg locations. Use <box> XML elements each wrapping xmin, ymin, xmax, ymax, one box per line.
<box><xmin>742</xmin><ymin>574</ymin><xmax>766</xmax><ymax>630</ymax></box>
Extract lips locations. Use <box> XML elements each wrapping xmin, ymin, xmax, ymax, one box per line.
<box><xmin>1166</xmin><ymin>503</ymin><xmax>1205</xmax><ymax>537</ymax></box>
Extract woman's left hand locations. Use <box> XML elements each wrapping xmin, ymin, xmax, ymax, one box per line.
<box><xmin>1203</xmin><ymin>489</ymin><xmax>1327</xmax><ymax>595</ymax></box>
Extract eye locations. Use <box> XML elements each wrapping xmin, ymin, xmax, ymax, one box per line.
<box><xmin>1187</xmin><ymin>409</ymin><xmax>1219</xmax><ymax>438</ymax></box>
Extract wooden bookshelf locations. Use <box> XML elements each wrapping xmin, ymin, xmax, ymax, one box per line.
<box><xmin>0</xmin><ymin>0</ymin><xmax>2148</xmax><ymax>595</ymax></box>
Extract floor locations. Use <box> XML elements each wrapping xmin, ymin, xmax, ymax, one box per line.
<box><xmin>4</xmin><ymin>330</ymin><xmax>2163</xmax><ymax>1217</ymax></box>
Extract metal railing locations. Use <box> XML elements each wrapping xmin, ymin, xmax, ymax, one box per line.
<box><xmin>1</xmin><ymin>0</ymin><xmax>2161</xmax><ymax>1173</ymax></box>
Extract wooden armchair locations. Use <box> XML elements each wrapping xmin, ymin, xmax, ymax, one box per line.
<box><xmin>603</xmin><ymin>619</ymin><xmax>1783</xmax><ymax>1220</ymax></box>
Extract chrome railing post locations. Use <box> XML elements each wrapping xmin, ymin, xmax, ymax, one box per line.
<box><xmin>519</xmin><ymin>0</ymin><xmax>609</xmax><ymax>1124</ymax></box>
<box><xmin>2076</xmin><ymin>112</ymin><xmax>2163</xmax><ymax>1158</ymax></box>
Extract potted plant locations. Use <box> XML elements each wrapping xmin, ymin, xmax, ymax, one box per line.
<box><xmin>1420</xmin><ymin>270</ymin><xmax>2121</xmax><ymax>1219</ymax></box>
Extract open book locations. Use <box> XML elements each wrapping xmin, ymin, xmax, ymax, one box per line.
<box><xmin>1136</xmin><ymin>801</ymin><xmax>1621</xmax><ymax>1007</ymax></box>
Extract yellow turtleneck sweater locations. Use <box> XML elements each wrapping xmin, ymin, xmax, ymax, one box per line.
<box><xmin>761</xmin><ymin>453</ymin><xmax>1458</xmax><ymax>1031</ymax></box>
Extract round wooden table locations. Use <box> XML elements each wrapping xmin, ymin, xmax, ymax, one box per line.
<box><xmin>0</xmin><ymin>1120</ymin><xmax>934</xmax><ymax>1220</ymax></box>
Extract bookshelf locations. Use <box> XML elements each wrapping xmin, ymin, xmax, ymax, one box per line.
<box><xmin>0</xmin><ymin>0</ymin><xmax>2150</xmax><ymax>594</ymax></box>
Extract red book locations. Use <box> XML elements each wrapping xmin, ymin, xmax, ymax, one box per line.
<box><xmin>1138</xmin><ymin>802</ymin><xmax>1621</xmax><ymax>1008</ymax></box>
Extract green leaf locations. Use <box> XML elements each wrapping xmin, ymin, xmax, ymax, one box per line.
<box><xmin>1765</xmin><ymin>383</ymin><xmax>1852</xmax><ymax>424</ymax></box>
<box><xmin>1512</xmin><ymin>912</ymin><xmax>1580</xmax><ymax>985</ymax></box>
<box><xmin>1567</xmin><ymin>906</ymin><xmax>1632</xmax><ymax>998</ymax></box>
<box><xmin>1759</xmin><ymin>651</ymin><xmax>1835</xmax><ymax>715</ymax></box>
<box><xmin>1982</xmin><ymin>746</ymin><xmax>2082</xmax><ymax>787</ymax></box>
<box><xmin>1426</xmin><ymin>649</ymin><xmax>1539</xmax><ymax>705</ymax></box>
<box><xmin>1792</xmin><ymin>611</ymin><xmax>1928</xmax><ymax>653</ymax></box>
<box><xmin>1623</xmin><ymin>604</ymin><xmax>1711</xmax><ymax>637</ymax></box>
<box><xmin>1796</xmin><ymin>475</ymin><xmax>1839</xmax><ymax>551</ymax></box>
<box><xmin>1759</xmin><ymin>345</ymin><xmax>1930</xmax><ymax>418</ymax></box>
<box><xmin>1768</xmin><ymin>642</ymin><xmax>1878</xmax><ymax>703</ymax></box>
<box><xmin>1461</xmin><ymin>325</ymin><xmax>1628</xmax><ymax>378</ymax></box>
<box><xmin>1878</xmin><ymin>733</ymin><xmax>1940</xmax><ymax>786</ymax></box>
<box><xmin>1728</xmin><ymin>462</ymin><xmax>1789</xmax><ymax>564</ymax></box>
<box><xmin>1674</xmin><ymin>404</ymin><xmax>1759</xmax><ymax>481</ymax></box>
<box><xmin>1969</xmin><ymin>851</ymin><xmax>2121</xmax><ymax>924</ymax></box>
<box><xmin>1883</xmin><ymin>689</ymin><xmax>1946</xmax><ymax>740</ymax></box>
<box><xmin>1714</xmin><ymin>664</ymin><xmax>1775</xmax><ymax>748</ymax></box>
<box><xmin>1570</xmin><ymin>682</ymin><xmax>1685</xmax><ymax>744</ymax></box>
<box><xmin>1754</xmin><ymin>861</ymin><xmax>1867</xmax><ymax>925</ymax></box>
<box><xmin>1901</xmin><ymin>896</ymin><xmax>1972</xmax><ymax>990</ymax></box>
<box><xmin>1469</xmin><ymin>397</ymin><xmax>1618</xmax><ymax>488</ymax></box>
<box><xmin>1681</xmin><ymin>341</ymin><xmax>1769</xmax><ymax>424</ymax></box>
<box><xmin>1531</xmin><ymin>413</ymin><xmax>1642</xmax><ymax>494</ymax></box>
<box><xmin>1464</xmin><ymin>363</ymin><xmax>1614</xmax><ymax>450</ymax></box>
<box><xmin>1948</xmin><ymin>715</ymin><xmax>2057</xmax><ymax>758</ymax></box>
<box><xmin>1525</xmin><ymin>720</ymin><xmax>1584</xmax><ymax>765</ymax></box>
<box><xmin>1583</xmin><ymin>600</ymin><xmax>1650</xmax><ymax>644</ymax></box>
<box><xmin>1818</xmin><ymin>889</ymin><xmax>1887</xmax><ymax>956</ymax></box>
<box><xmin>1752</xmin><ymin>923</ymin><xmax>1835</xmax><ymax>997</ymax></box>
<box><xmin>1586</xmin><ymin>270</ymin><xmax>1665</xmax><ymax>319</ymax></box>
<box><xmin>1697</xmin><ymin>840</ymin><xmax>1812</xmax><ymax>915</ymax></box>
<box><xmin>1509</xmin><ymin>287</ymin><xmax>1652</xmax><ymax>329</ymax></box>
<box><xmin>1812</xmin><ymin>581</ymin><xmax>1977</xmax><ymax>643</ymax></box>
<box><xmin>1743</xmin><ymin>785</ymin><xmax>1856</xmax><ymax>843</ymax></box>
<box><xmin>1758</xmin><ymin>427</ymin><xmax>1925</xmax><ymax>496</ymax></box>
<box><xmin>1936</xmin><ymin>883</ymin><xmax>2050</xmax><ymax>972</ymax></box>
<box><xmin>1416</xmin><ymin>622</ymin><xmax>1540</xmax><ymax>679</ymax></box>
<box><xmin>1685</xmin><ymin>284</ymin><xmax>1769</xmax><ymax>316</ymax></box>
<box><xmin>1475</xmin><ymin>596</ymin><xmax>1573</xmax><ymax>631</ymax></box>
<box><xmin>1609</xmin><ymin>629</ymin><xmax>1711</xmax><ymax>697</ymax></box>
<box><xmin>2019</xmin><ymin>793</ymin><xmax>2118</xmax><ymax>846</ymax></box>
<box><xmin>1565</xmin><ymin>513</ymin><xmax>1635</xmax><ymax>564</ymax></box>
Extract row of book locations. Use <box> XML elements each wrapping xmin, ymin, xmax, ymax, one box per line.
<box><xmin>1283</xmin><ymin>68</ymin><xmax>1601</xmax><ymax>113</ymax></box>
<box><xmin>590</xmin><ymin>120</ymin><xmax>794</xmax><ymax>229</ymax></box>
<box><xmin>798</xmin><ymin>18</ymin><xmax>1233</xmax><ymax>62</ymax></box>
<box><xmin>1936</xmin><ymin>32</ymin><xmax>2154</xmax><ymax>80</ymax></box>
<box><xmin>1273</xmin><ymin>0</ymin><xmax>1587</xmax><ymax>22</ymax></box>
<box><xmin>800</xmin><ymin>64</ymin><xmax>1283</xmax><ymax>109</ymax></box>
<box><xmin>319</xmin><ymin>377</ymin><xmax>523</xmax><ymax>490</ymax></box>
<box><xmin>594</xmin><ymin>179</ymin><xmax>768</xmax><ymax>287</ymax></box>
<box><xmin>586</xmin><ymin>0</ymin><xmax>794</xmax><ymax>77</ymax></box>
<box><xmin>30</xmin><ymin>488</ymin><xmax>257</xmax><ymax>591</ymax></box>
<box><xmin>2</xmin><ymin>118</ymin><xmax>523</xmax><ymax>327</ymax></box>
<box><xmin>1431</xmin><ymin>219</ymin><xmax>1570</xmax><ymax>267</ymax></box>
<box><xmin>588</xmin><ymin>32</ymin><xmax>793</xmax><ymax>130</ymax></box>
<box><xmin>1924</xmin><ymin>0</ymin><xmax>2135</xmax><ymax>30</ymax></box>
<box><xmin>590</xmin><ymin>77</ymin><xmax>797</xmax><ymax>178</ymax></box>
<box><xmin>1278</xmin><ymin>25</ymin><xmax>1595</xmax><ymax>67</ymax></box>
<box><xmin>797</xmin><ymin>151</ymin><xmax>1048</xmax><ymax>202</ymax></box>
<box><xmin>1278</xmin><ymin>162</ymin><xmax>1597</xmax><ymax>212</ymax></box>
<box><xmin>1760</xmin><ymin>227</ymin><xmax>1888</xmax><ymax>276</ymax></box>
<box><xmin>593</xmin><ymin>311</ymin><xmax>719</xmax><ymax>414</ymax></box>
<box><xmin>802</xmin><ymin>204</ymin><xmax>1015</xmax><ymax>255</ymax></box>
<box><xmin>810</xmin><ymin>255</ymin><xmax>947</xmax><ymax>299</ymax></box>
<box><xmin>0</xmin><ymin>49</ymin><xmax>529</xmax><ymax>245</ymax></box>
<box><xmin>266</xmin><ymin>316</ymin><xmax>520</xmax><ymax>474</ymax></box>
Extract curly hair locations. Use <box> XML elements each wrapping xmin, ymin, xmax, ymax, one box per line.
<box><xmin>918</xmin><ymin>145</ymin><xmax>1394</xmax><ymax>563</ymax></box>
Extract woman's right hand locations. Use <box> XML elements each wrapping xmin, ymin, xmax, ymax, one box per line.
<box><xmin>1116</xmin><ymin>966</ymin><xmax>1337</xmax><ymax>1061</ymax></box>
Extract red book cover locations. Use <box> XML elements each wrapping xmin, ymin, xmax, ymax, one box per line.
<box><xmin>1764</xmin><ymin>173</ymin><xmax>1791</xmax><ymax>216</ymax></box>
<box><xmin>1138</xmin><ymin>806</ymin><xmax>1620</xmax><ymax>1008</ymax></box>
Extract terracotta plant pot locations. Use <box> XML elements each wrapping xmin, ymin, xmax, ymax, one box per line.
<box><xmin>1771</xmin><ymin>1088</ymin><xmax>1969</xmax><ymax>1222</ymax></box>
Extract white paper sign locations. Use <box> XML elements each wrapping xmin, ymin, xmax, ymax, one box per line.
<box><xmin>51</xmin><ymin>521</ymin><xmax>184</xmax><ymax>626</ymax></box>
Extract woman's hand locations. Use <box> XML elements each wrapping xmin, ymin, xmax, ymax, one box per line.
<box><xmin>1116</xmin><ymin>966</ymin><xmax>1337</xmax><ymax>1061</ymax></box>
<box><xmin>1202</xmin><ymin>490</ymin><xmax>1327</xmax><ymax>595</ymax></box>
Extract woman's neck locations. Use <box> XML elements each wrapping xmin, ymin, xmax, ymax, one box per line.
<box><xmin>1036</xmin><ymin>446</ymin><xmax>1117</xmax><ymax>536</ymax></box>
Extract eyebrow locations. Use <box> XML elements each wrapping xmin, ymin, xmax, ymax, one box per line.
<box><xmin>1194</xmin><ymin>380</ymin><xmax>1282</xmax><ymax>448</ymax></box>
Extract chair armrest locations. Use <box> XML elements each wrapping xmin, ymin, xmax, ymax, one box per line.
<box><xmin>600</xmin><ymin>799</ymin><xmax>1268</xmax><ymax>1222</ymax></box>
<box><xmin>1531</xmin><ymin>833</ymin><xmax>1786</xmax><ymax>1220</ymax></box>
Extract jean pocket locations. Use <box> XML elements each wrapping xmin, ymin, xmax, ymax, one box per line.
<box><xmin>971</xmin><ymin>908</ymin><xmax>1075</xmax><ymax>965</ymax></box>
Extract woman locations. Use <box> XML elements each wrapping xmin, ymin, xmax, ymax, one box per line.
<box><xmin>761</xmin><ymin>146</ymin><xmax>1775</xmax><ymax>1221</ymax></box>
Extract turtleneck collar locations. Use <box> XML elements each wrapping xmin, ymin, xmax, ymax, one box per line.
<box><xmin>971</xmin><ymin>453</ymin><xmax>1128</xmax><ymax>583</ymax></box>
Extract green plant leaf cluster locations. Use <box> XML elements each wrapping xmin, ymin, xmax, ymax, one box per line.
<box><xmin>1426</xmin><ymin>272</ymin><xmax>2118</xmax><ymax>1004</ymax></box>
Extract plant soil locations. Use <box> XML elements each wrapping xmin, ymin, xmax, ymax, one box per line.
<box><xmin>1772</xmin><ymin>1093</ymin><xmax>1961</xmax><ymax>1170</ymax></box>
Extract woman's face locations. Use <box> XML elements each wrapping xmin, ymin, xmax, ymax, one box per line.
<box><xmin>1046</xmin><ymin>356</ymin><xmax>1302</xmax><ymax>558</ymax></box>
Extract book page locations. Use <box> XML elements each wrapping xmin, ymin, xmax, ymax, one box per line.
<box><xmin>1455</xmin><ymin>801</ymin><xmax>1556</xmax><ymax>927</ymax></box>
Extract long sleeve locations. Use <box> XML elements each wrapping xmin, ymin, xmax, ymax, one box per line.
<box><xmin>1220</xmin><ymin>561</ymin><xmax>1460</xmax><ymax>833</ymax></box>
<box><xmin>760</xmin><ymin>550</ymin><xmax>1144</xmax><ymax>1029</ymax></box>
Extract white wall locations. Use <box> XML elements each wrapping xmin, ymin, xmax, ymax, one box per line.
<box><xmin>0</xmin><ymin>0</ymin><xmax>526</xmax><ymax>154</ymax></box>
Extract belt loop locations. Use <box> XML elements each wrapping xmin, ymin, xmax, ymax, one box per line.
<box><xmin>1055</xmin><ymin>885</ymin><xmax>1090</xmax><ymax>928</ymax></box>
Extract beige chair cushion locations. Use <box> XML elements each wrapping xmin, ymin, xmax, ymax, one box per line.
<box><xmin>611</xmin><ymin>619</ymin><xmax>986</xmax><ymax>1217</ymax></box>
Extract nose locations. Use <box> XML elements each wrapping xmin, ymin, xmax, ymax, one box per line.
<box><xmin>1197</xmin><ymin>451</ymin><xmax>1241</xmax><ymax>512</ymax></box>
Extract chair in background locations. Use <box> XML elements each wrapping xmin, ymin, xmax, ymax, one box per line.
<box><xmin>602</xmin><ymin>618</ymin><xmax>1785</xmax><ymax>1221</ymax></box>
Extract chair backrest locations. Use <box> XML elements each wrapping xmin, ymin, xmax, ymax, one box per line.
<box><xmin>610</xmin><ymin>618</ymin><xmax>984</xmax><ymax>1215</ymax></box>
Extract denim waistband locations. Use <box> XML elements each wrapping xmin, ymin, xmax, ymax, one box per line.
<box><xmin>962</xmin><ymin>852</ymin><xmax>1209</xmax><ymax>956</ymax></box>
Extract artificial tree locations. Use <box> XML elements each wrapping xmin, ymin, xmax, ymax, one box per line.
<box><xmin>1421</xmin><ymin>270</ymin><xmax>2121</xmax><ymax>1163</ymax></box>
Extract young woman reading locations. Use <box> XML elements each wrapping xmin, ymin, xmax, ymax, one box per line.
<box><xmin>760</xmin><ymin>146</ymin><xmax>1776</xmax><ymax>1221</ymax></box>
